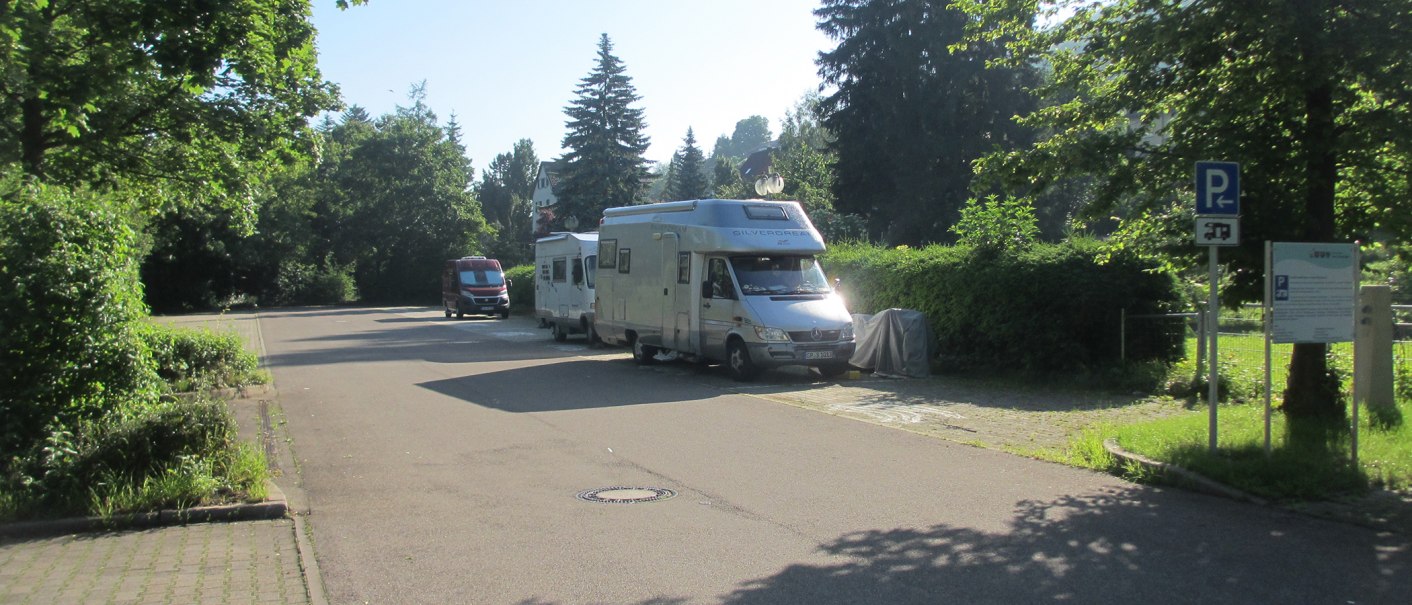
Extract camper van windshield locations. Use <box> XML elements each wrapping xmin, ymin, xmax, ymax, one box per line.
<box><xmin>730</xmin><ymin>255</ymin><xmax>829</xmax><ymax>296</ymax></box>
<box><xmin>460</xmin><ymin>269</ymin><xmax>505</xmax><ymax>287</ymax></box>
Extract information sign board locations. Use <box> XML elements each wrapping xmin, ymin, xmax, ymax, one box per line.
<box><xmin>1270</xmin><ymin>242</ymin><xmax>1357</xmax><ymax>344</ymax></box>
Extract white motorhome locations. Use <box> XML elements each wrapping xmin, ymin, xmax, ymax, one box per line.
<box><xmin>594</xmin><ymin>199</ymin><xmax>855</xmax><ymax>380</ymax></box>
<box><xmin>534</xmin><ymin>232</ymin><xmax>599</xmax><ymax>341</ymax></box>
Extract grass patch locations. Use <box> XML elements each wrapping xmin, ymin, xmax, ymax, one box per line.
<box><xmin>1067</xmin><ymin>396</ymin><xmax>1412</xmax><ymax>502</ymax></box>
<box><xmin>0</xmin><ymin>397</ymin><xmax>271</xmax><ymax>522</ymax></box>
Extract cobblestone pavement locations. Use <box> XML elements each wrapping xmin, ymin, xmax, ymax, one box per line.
<box><xmin>0</xmin><ymin>519</ymin><xmax>308</xmax><ymax>605</ymax></box>
<box><xmin>723</xmin><ymin>374</ymin><xmax>1190</xmax><ymax>454</ymax></box>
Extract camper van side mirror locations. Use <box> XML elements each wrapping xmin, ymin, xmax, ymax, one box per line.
<box><xmin>506</xmin><ymin>278</ymin><xmax>513</xmax><ymax>287</ymax></box>
<box><xmin>701</xmin><ymin>281</ymin><xmax>712</xmax><ymax>299</ymax></box>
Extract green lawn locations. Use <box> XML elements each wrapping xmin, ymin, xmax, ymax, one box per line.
<box><xmin>1066</xmin><ymin>332</ymin><xmax>1412</xmax><ymax>501</ymax></box>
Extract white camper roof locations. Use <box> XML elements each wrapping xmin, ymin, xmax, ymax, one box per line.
<box><xmin>600</xmin><ymin>199</ymin><xmax>825</xmax><ymax>254</ymax></box>
<box><xmin>535</xmin><ymin>231</ymin><xmax>598</xmax><ymax>245</ymax></box>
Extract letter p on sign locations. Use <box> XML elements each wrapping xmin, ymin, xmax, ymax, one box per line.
<box><xmin>1196</xmin><ymin>161</ymin><xmax>1240</xmax><ymax>216</ymax></box>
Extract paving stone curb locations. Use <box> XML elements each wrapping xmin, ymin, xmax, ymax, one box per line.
<box><xmin>0</xmin><ymin>479</ymin><xmax>288</xmax><ymax>541</ymax></box>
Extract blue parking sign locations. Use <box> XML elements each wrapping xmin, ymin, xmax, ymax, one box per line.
<box><xmin>1196</xmin><ymin>161</ymin><xmax>1240</xmax><ymax>216</ymax></box>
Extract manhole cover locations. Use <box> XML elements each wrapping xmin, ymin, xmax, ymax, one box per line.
<box><xmin>576</xmin><ymin>487</ymin><xmax>677</xmax><ymax>504</ymax></box>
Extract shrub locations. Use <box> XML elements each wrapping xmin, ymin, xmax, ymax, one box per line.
<box><xmin>141</xmin><ymin>323</ymin><xmax>265</xmax><ymax>391</ymax></box>
<box><xmin>0</xmin><ymin>179</ymin><xmax>160</xmax><ymax>465</ymax></box>
<box><xmin>823</xmin><ymin>239</ymin><xmax>1184</xmax><ymax>373</ymax></box>
<box><xmin>273</xmin><ymin>258</ymin><xmax>356</xmax><ymax>306</ymax></box>
<box><xmin>3</xmin><ymin>396</ymin><xmax>268</xmax><ymax>519</ymax></box>
<box><xmin>506</xmin><ymin>264</ymin><xmax>535</xmax><ymax>313</ymax></box>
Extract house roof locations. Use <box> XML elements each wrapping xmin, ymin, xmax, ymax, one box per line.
<box><xmin>738</xmin><ymin>146</ymin><xmax>775</xmax><ymax>180</ymax></box>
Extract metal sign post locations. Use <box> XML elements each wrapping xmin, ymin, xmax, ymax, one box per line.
<box><xmin>1195</xmin><ymin>161</ymin><xmax>1241</xmax><ymax>454</ymax></box>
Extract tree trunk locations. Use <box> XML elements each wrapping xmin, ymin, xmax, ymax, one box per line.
<box><xmin>1282</xmin><ymin>2</ymin><xmax>1343</xmax><ymax>440</ymax></box>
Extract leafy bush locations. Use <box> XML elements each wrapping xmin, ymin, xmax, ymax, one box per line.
<box><xmin>141</xmin><ymin>323</ymin><xmax>266</xmax><ymax>391</ymax></box>
<box><xmin>2</xmin><ymin>396</ymin><xmax>269</xmax><ymax>519</ymax></box>
<box><xmin>950</xmin><ymin>195</ymin><xmax>1040</xmax><ymax>253</ymax></box>
<box><xmin>506</xmin><ymin>264</ymin><xmax>535</xmax><ymax>313</ymax></box>
<box><xmin>0</xmin><ymin>180</ymin><xmax>160</xmax><ymax>465</ymax></box>
<box><xmin>273</xmin><ymin>258</ymin><xmax>356</xmax><ymax>306</ymax></box>
<box><xmin>823</xmin><ymin>239</ymin><xmax>1184</xmax><ymax>373</ymax></box>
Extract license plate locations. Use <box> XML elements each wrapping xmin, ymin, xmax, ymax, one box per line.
<box><xmin>804</xmin><ymin>351</ymin><xmax>834</xmax><ymax>360</ymax></box>
<box><xmin>479</xmin><ymin>306</ymin><xmax>497</xmax><ymax>312</ymax></box>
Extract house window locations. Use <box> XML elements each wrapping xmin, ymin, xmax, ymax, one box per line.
<box><xmin>618</xmin><ymin>248</ymin><xmax>631</xmax><ymax>274</ymax></box>
<box><xmin>598</xmin><ymin>240</ymin><xmax>618</xmax><ymax>269</ymax></box>
<box><xmin>551</xmin><ymin>258</ymin><xmax>566</xmax><ymax>282</ymax></box>
<box><xmin>677</xmin><ymin>252</ymin><xmax>690</xmax><ymax>284</ymax></box>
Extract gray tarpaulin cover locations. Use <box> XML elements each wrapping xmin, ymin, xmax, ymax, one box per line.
<box><xmin>848</xmin><ymin>309</ymin><xmax>932</xmax><ymax>378</ymax></box>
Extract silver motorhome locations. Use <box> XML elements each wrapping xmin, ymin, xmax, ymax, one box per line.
<box><xmin>534</xmin><ymin>231</ymin><xmax>598</xmax><ymax>342</ymax></box>
<box><xmin>594</xmin><ymin>199</ymin><xmax>854</xmax><ymax>380</ymax></box>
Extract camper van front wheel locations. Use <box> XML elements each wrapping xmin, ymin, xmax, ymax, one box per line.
<box><xmin>727</xmin><ymin>340</ymin><xmax>760</xmax><ymax>381</ymax></box>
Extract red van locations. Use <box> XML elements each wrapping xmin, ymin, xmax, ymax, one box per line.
<box><xmin>442</xmin><ymin>256</ymin><xmax>510</xmax><ymax>319</ymax></box>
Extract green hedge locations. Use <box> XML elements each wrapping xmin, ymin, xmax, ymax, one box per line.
<box><xmin>822</xmin><ymin>239</ymin><xmax>1184</xmax><ymax>373</ymax></box>
<box><xmin>0</xmin><ymin>182</ymin><xmax>160</xmax><ymax>463</ymax></box>
<box><xmin>506</xmin><ymin>264</ymin><xmax>535</xmax><ymax>313</ymax></box>
<box><xmin>141</xmin><ymin>324</ymin><xmax>266</xmax><ymax>391</ymax></box>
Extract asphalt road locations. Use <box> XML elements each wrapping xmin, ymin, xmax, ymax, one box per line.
<box><xmin>262</xmin><ymin>306</ymin><xmax>1410</xmax><ymax>605</ymax></box>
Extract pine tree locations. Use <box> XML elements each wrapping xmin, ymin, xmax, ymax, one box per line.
<box><xmin>816</xmin><ymin>0</ymin><xmax>1037</xmax><ymax>245</ymax></box>
<box><xmin>556</xmin><ymin>34</ymin><xmax>651</xmax><ymax>227</ymax></box>
<box><xmin>665</xmin><ymin>128</ymin><xmax>710</xmax><ymax>201</ymax></box>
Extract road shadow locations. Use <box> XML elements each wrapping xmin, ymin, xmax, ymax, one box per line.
<box><xmin>718</xmin><ymin>487</ymin><xmax>1412</xmax><ymax>604</ymax></box>
<box><xmin>417</xmin><ymin>358</ymin><xmax>716</xmax><ymax>413</ymax></box>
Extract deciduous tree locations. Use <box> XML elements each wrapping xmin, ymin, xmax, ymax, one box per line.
<box><xmin>0</xmin><ymin>0</ymin><xmax>340</xmax><ymax>222</ymax></box>
<box><xmin>957</xmin><ymin>0</ymin><xmax>1412</xmax><ymax>433</ymax></box>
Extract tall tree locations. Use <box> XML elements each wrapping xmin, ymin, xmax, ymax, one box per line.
<box><xmin>711</xmin><ymin>116</ymin><xmax>773</xmax><ymax>161</ymax></box>
<box><xmin>774</xmin><ymin>94</ymin><xmax>838</xmax><ymax>214</ymax></box>
<box><xmin>556</xmin><ymin>34</ymin><xmax>651</xmax><ymax>226</ymax></box>
<box><xmin>0</xmin><ymin>0</ymin><xmax>340</xmax><ymax>222</ymax></box>
<box><xmin>316</xmin><ymin>85</ymin><xmax>488</xmax><ymax>302</ymax></box>
<box><xmin>479</xmin><ymin>139</ymin><xmax>539</xmax><ymax>266</ymax></box>
<box><xmin>665</xmin><ymin>128</ymin><xmax>710</xmax><ymax>201</ymax></box>
<box><xmin>815</xmin><ymin>0</ymin><xmax>1038</xmax><ymax>245</ymax></box>
<box><xmin>958</xmin><ymin>0</ymin><xmax>1412</xmax><ymax>434</ymax></box>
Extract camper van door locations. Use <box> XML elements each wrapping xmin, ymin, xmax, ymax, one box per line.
<box><xmin>660</xmin><ymin>234</ymin><xmax>690</xmax><ymax>351</ymax></box>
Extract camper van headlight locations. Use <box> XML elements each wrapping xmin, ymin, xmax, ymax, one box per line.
<box><xmin>754</xmin><ymin>326</ymin><xmax>791</xmax><ymax>343</ymax></box>
<box><xmin>841</xmin><ymin>323</ymin><xmax>854</xmax><ymax>341</ymax></box>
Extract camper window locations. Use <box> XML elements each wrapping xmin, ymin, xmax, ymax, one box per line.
<box><xmin>598</xmin><ymin>240</ymin><xmax>618</xmax><ymax>269</ymax></box>
<box><xmin>677</xmin><ymin>252</ymin><xmax>691</xmax><ymax>284</ymax></box>
<box><xmin>459</xmin><ymin>269</ymin><xmax>505</xmax><ymax>287</ymax></box>
<box><xmin>618</xmin><ymin>248</ymin><xmax>631</xmax><ymax>273</ymax></box>
<box><xmin>743</xmin><ymin>205</ymin><xmax>789</xmax><ymax>221</ymax></box>
<box><xmin>707</xmin><ymin>258</ymin><xmax>735</xmax><ymax>299</ymax></box>
<box><xmin>539</xmin><ymin>264</ymin><xmax>550</xmax><ymax>281</ymax></box>
<box><xmin>552</xmin><ymin>258</ymin><xmax>566</xmax><ymax>282</ymax></box>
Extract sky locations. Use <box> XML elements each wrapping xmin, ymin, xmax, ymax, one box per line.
<box><xmin>310</xmin><ymin>0</ymin><xmax>837</xmax><ymax>172</ymax></box>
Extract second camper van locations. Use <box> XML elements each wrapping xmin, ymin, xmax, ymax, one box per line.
<box><xmin>534</xmin><ymin>232</ymin><xmax>598</xmax><ymax>341</ymax></box>
<box><xmin>593</xmin><ymin>199</ymin><xmax>855</xmax><ymax>381</ymax></box>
